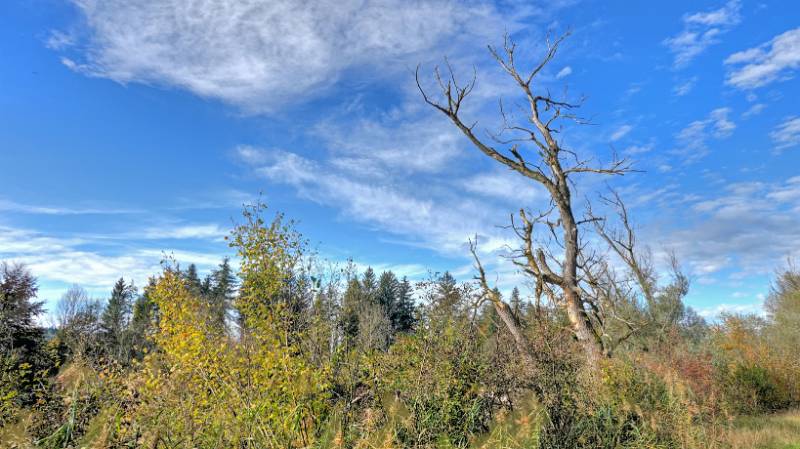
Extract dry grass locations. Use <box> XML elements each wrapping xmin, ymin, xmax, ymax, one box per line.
<box><xmin>721</xmin><ymin>409</ymin><xmax>800</xmax><ymax>449</ymax></box>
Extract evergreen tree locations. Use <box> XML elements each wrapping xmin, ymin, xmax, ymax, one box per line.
<box><xmin>0</xmin><ymin>262</ymin><xmax>51</xmax><ymax>416</ymax></box>
<box><xmin>0</xmin><ymin>262</ymin><xmax>44</xmax><ymax>361</ymax></box>
<box><xmin>208</xmin><ymin>258</ymin><xmax>237</xmax><ymax>331</ymax></box>
<box><xmin>376</xmin><ymin>271</ymin><xmax>398</xmax><ymax>321</ymax></box>
<box><xmin>129</xmin><ymin>278</ymin><xmax>158</xmax><ymax>359</ymax></box>
<box><xmin>184</xmin><ymin>263</ymin><xmax>203</xmax><ymax>297</ymax></box>
<box><xmin>361</xmin><ymin>267</ymin><xmax>378</xmax><ymax>302</ymax></box>
<box><xmin>100</xmin><ymin>278</ymin><xmax>136</xmax><ymax>363</ymax></box>
<box><xmin>341</xmin><ymin>278</ymin><xmax>363</xmax><ymax>342</ymax></box>
<box><xmin>510</xmin><ymin>287</ymin><xmax>523</xmax><ymax>321</ymax></box>
<box><xmin>394</xmin><ymin>276</ymin><xmax>416</xmax><ymax>333</ymax></box>
<box><xmin>435</xmin><ymin>272</ymin><xmax>460</xmax><ymax>312</ymax></box>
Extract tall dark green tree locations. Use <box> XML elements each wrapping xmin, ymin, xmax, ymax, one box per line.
<box><xmin>361</xmin><ymin>267</ymin><xmax>377</xmax><ymax>301</ymax></box>
<box><xmin>394</xmin><ymin>276</ymin><xmax>416</xmax><ymax>333</ymax></box>
<box><xmin>100</xmin><ymin>278</ymin><xmax>136</xmax><ymax>363</ymax></box>
<box><xmin>0</xmin><ymin>262</ymin><xmax>50</xmax><ymax>419</ymax></box>
<box><xmin>208</xmin><ymin>257</ymin><xmax>237</xmax><ymax>331</ymax></box>
<box><xmin>434</xmin><ymin>272</ymin><xmax>460</xmax><ymax>312</ymax></box>
<box><xmin>129</xmin><ymin>278</ymin><xmax>158</xmax><ymax>359</ymax></box>
<box><xmin>376</xmin><ymin>271</ymin><xmax>398</xmax><ymax>321</ymax></box>
<box><xmin>510</xmin><ymin>287</ymin><xmax>523</xmax><ymax>321</ymax></box>
<box><xmin>341</xmin><ymin>278</ymin><xmax>363</xmax><ymax>342</ymax></box>
<box><xmin>0</xmin><ymin>262</ymin><xmax>44</xmax><ymax>361</ymax></box>
<box><xmin>184</xmin><ymin>263</ymin><xmax>203</xmax><ymax>297</ymax></box>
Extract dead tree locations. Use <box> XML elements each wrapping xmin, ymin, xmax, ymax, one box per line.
<box><xmin>589</xmin><ymin>191</ymin><xmax>689</xmax><ymax>350</ymax></box>
<box><xmin>417</xmin><ymin>34</ymin><xmax>631</xmax><ymax>371</ymax></box>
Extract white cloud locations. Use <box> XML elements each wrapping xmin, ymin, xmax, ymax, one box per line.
<box><xmin>141</xmin><ymin>224</ymin><xmax>227</xmax><ymax>240</ymax></box>
<box><xmin>55</xmin><ymin>0</ymin><xmax>523</xmax><ymax>112</ymax></box>
<box><xmin>675</xmin><ymin>107</ymin><xmax>735</xmax><ymax>161</ymax></box>
<box><xmin>0</xmin><ymin>223</ymin><xmax>230</xmax><ymax>304</ymax></box>
<box><xmin>315</xmin><ymin>116</ymin><xmax>463</xmax><ymax>175</ymax></box>
<box><xmin>656</xmin><ymin>177</ymin><xmax>800</xmax><ymax>280</ymax></box>
<box><xmin>610</xmin><ymin>124</ymin><xmax>633</xmax><ymax>141</ymax></box>
<box><xmin>460</xmin><ymin>170</ymin><xmax>546</xmax><ymax>203</ymax></box>
<box><xmin>663</xmin><ymin>0</ymin><xmax>741</xmax><ymax>69</ymax></box>
<box><xmin>697</xmin><ymin>301</ymin><xmax>766</xmax><ymax>319</ymax></box>
<box><xmin>742</xmin><ymin>103</ymin><xmax>766</xmax><ymax>118</ymax></box>
<box><xmin>684</xmin><ymin>1</ymin><xmax>741</xmax><ymax>26</ymax></box>
<box><xmin>624</xmin><ymin>143</ymin><xmax>654</xmax><ymax>155</ymax></box>
<box><xmin>725</xmin><ymin>27</ymin><xmax>800</xmax><ymax>89</ymax></box>
<box><xmin>770</xmin><ymin>116</ymin><xmax>800</xmax><ymax>151</ymax></box>
<box><xmin>0</xmin><ymin>198</ymin><xmax>140</xmax><ymax>215</ymax></box>
<box><xmin>673</xmin><ymin>76</ymin><xmax>697</xmax><ymax>96</ymax></box>
<box><xmin>555</xmin><ymin>66</ymin><xmax>572</xmax><ymax>79</ymax></box>
<box><xmin>248</xmin><ymin>149</ymin><xmax>513</xmax><ymax>255</ymax></box>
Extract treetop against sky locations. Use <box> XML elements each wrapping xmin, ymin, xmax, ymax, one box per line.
<box><xmin>0</xmin><ymin>0</ymin><xmax>798</xmax><ymax>318</ymax></box>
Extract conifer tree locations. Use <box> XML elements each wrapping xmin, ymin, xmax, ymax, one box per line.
<box><xmin>376</xmin><ymin>271</ymin><xmax>398</xmax><ymax>321</ymax></box>
<box><xmin>435</xmin><ymin>272</ymin><xmax>460</xmax><ymax>311</ymax></box>
<box><xmin>361</xmin><ymin>267</ymin><xmax>378</xmax><ymax>302</ymax></box>
<box><xmin>208</xmin><ymin>257</ymin><xmax>237</xmax><ymax>331</ymax></box>
<box><xmin>129</xmin><ymin>278</ymin><xmax>158</xmax><ymax>359</ymax></box>
<box><xmin>184</xmin><ymin>263</ymin><xmax>203</xmax><ymax>297</ymax></box>
<box><xmin>341</xmin><ymin>278</ymin><xmax>363</xmax><ymax>342</ymax></box>
<box><xmin>0</xmin><ymin>262</ymin><xmax>49</xmax><ymax>410</ymax></box>
<box><xmin>0</xmin><ymin>262</ymin><xmax>44</xmax><ymax>361</ymax></box>
<box><xmin>394</xmin><ymin>276</ymin><xmax>416</xmax><ymax>333</ymax></box>
<box><xmin>100</xmin><ymin>277</ymin><xmax>136</xmax><ymax>363</ymax></box>
<box><xmin>510</xmin><ymin>287</ymin><xmax>523</xmax><ymax>321</ymax></box>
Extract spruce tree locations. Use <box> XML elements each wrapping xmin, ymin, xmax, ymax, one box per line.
<box><xmin>184</xmin><ymin>263</ymin><xmax>203</xmax><ymax>296</ymax></box>
<box><xmin>394</xmin><ymin>276</ymin><xmax>416</xmax><ymax>333</ymax></box>
<box><xmin>509</xmin><ymin>287</ymin><xmax>523</xmax><ymax>321</ymax></box>
<box><xmin>376</xmin><ymin>271</ymin><xmax>398</xmax><ymax>320</ymax></box>
<box><xmin>340</xmin><ymin>278</ymin><xmax>363</xmax><ymax>342</ymax></box>
<box><xmin>129</xmin><ymin>278</ymin><xmax>157</xmax><ymax>359</ymax></box>
<box><xmin>361</xmin><ymin>267</ymin><xmax>378</xmax><ymax>302</ymax></box>
<box><xmin>209</xmin><ymin>258</ymin><xmax>237</xmax><ymax>331</ymax></box>
<box><xmin>0</xmin><ymin>262</ymin><xmax>44</xmax><ymax>360</ymax></box>
<box><xmin>435</xmin><ymin>272</ymin><xmax>460</xmax><ymax>311</ymax></box>
<box><xmin>100</xmin><ymin>278</ymin><xmax>136</xmax><ymax>363</ymax></box>
<box><xmin>0</xmin><ymin>262</ymin><xmax>51</xmax><ymax>410</ymax></box>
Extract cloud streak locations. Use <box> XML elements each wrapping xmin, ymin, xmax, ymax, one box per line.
<box><xmin>725</xmin><ymin>27</ymin><xmax>800</xmax><ymax>89</ymax></box>
<box><xmin>56</xmin><ymin>0</ymin><xmax>525</xmax><ymax>112</ymax></box>
<box><xmin>663</xmin><ymin>0</ymin><xmax>741</xmax><ymax>69</ymax></box>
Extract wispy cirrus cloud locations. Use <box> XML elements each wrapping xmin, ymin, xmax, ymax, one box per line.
<box><xmin>673</xmin><ymin>76</ymin><xmax>697</xmax><ymax>96</ymax></box>
<box><xmin>663</xmin><ymin>0</ymin><xmax>741</xmax><ymax>69</ymax></box>
<box><xmin>674</xmin><ymin>107</ymin><xmax>735</xmax><ymax>161</ymax></box>
<box><xmin>725</xmin><ymin>27</ymin><xmax>800</xmax><ymax>89</ymax></box>
<box><xmin>54</xmin><ymin>0</ymin><xmax>530</xmax><ymax>112</ymax></box>
<box><xmin>0</xmin><ymin>198</ymin><xmax>141</xmax><ymax>215</ymax></box>
<box><xmin>655</xmin><ymin>177</ymin><xmax>800</xmax><ymax>280</ymax></box>
<box><xmin>770</xmin><ymin>117</ymin><xmax>800</xmax><ymax>152</ymax></box>
<box><xmin>239</xmin><ymin>147</ymin><xmax>516</xmax><ymax>256</ymax></box>
<box><xmin>609</xmin><ymin>124</ymin><xmax>633</xmax><ymax>142</ymax></box>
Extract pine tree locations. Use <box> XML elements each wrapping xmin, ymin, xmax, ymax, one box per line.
<box><xmin>101</xmin><ymin>278</ymin><xmax>136</xmax><ymax>363</ymax></box>
<box><xmin>361</xmin><ymin>267</ymin><xmax>378</xmax><ymax>302</ymax></box>
<box><xmin>0</xmin><ymin>262</ymin><xmax>49</xmax><ymax>410</ymax></box>
<box><xmin>184</xmin><ymin>263</ymin><xmax>203</xmax><ymax>296</ymax></box>
<box><xmin>510</xmin><ymin>287</ymin><xmax>523</xmax><ymax>321</ymax></box>
<box><xmin>208</xmin><ymin>258</ymin><xmax>237</xmax><ymax>332</ymax></box>
<box><xmin>394</xmin><ymin>276</ymin><xmax>416</xmax><ymax>333</ymax></box>
<box><xmin>0</xmin><ymin>262</ymin><xmax>44</xmax><ymax>359</ymax></box>
<box><xmin>341</xmin><ymin>278</ymin><xmax>363</xmax><ymax>342</ymax></box>
<box><xmin>435</xmin><ymin>272</ymin><xmax>460</xmax><ymax>312</ymax></box>
<box><xmin>376</xmin><ymin>271</ymin><xmax>398</xmax><ymax>320</ymax></box>
<box><xmin>129</xmin><ymin>278</ymin><xmax>158</xmax><ymax>359</ymax></box>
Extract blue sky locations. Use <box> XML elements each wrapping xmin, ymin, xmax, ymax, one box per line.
<box><xmin>1</xmin><ymin>0</ymin><xmax>799</xmax><ymax>319</ymax></box>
